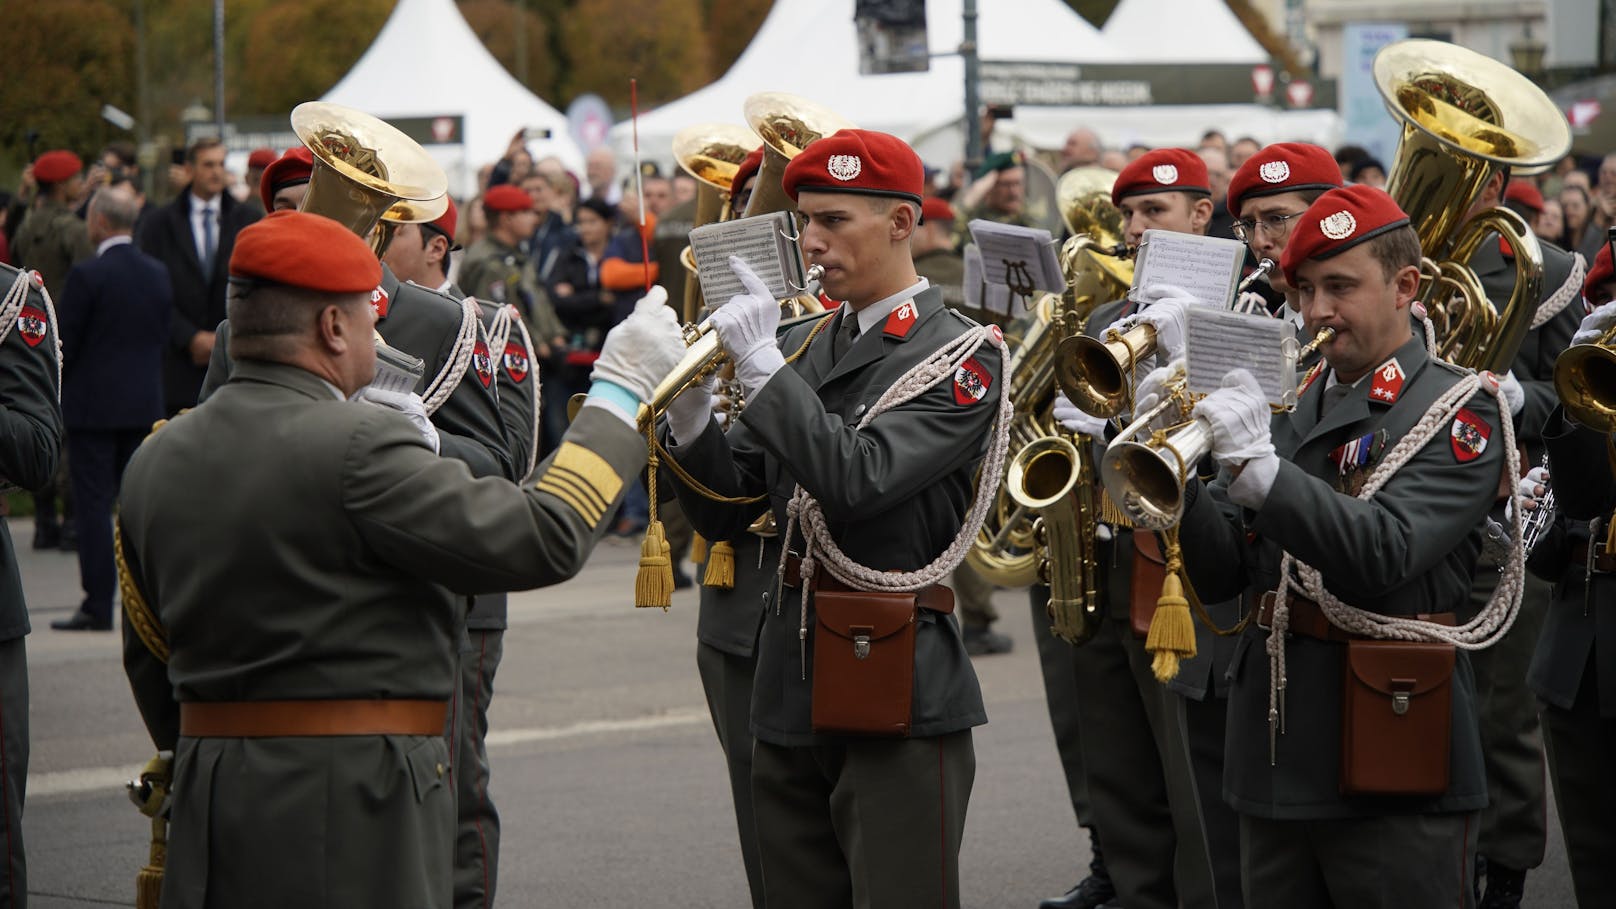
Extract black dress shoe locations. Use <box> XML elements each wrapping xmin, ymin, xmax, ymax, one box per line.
<box><xmin>1038</xmin><ymin>875</ymin><xmax>1118</xmax><ymax>909</ymax></box>
<box><xmin>963</xmin><ymin>624</ymin><xmax>1014</xmax><ymax>656</ymax></box>
<box><xmin>51</xmin><ymin>610</ymin><xmax>112</xmax><ymax>631</ymax></box>
<box><xmin>672</xmin><ymin>566</ymin><xmax>694</xmax><ymax>590</ymax></box>
<box><xmin>1479</xmin><ymin>862</ymin><xmax>1526</xmax><ymax>909</ymax></box>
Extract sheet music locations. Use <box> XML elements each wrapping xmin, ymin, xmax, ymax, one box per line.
<box><xmin>966</xmin><ymin>219</ymin><xmax>1064</xmax><ymax>293</ymax></box>
<box><xmin>1184</xmin><ymin>307</ymin><xmax>1297</xmax><ymax>407</ymax></box>
<box><xmin>1132</xmin><ymin>230</ymin><xmax>1245</xmax><ymax>308</ymax></box>
<box><xmin>689</xmin><ymin>212</ymin><xmax>803</xmax><ymax>304</ymax></box>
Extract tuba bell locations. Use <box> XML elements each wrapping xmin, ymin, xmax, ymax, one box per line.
<box><xmin>674</xmin><ymin>123</ymin><xmax>763</xmax><ymax>321</ymax></box>
<box><xmin>291</xmin><ymin>102</ymin><xmax>449</xmax><ymax>254</ymax></box>
<box><xmin>741</xmin><ymin>92</ymin><xmax>854</xmax><ymax>219</ymax></box>
<box><xmin>1373</xmin><ymin>39</ymin><xmax>1571</xmax><ymax>372</ymax></box>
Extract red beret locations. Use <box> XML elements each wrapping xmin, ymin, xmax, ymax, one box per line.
<box><xmin>484</xmin><ymin>184</ymin><xmax>532</xmax><ymax>213</ymax></box>
<box><xmin>246</xmin><ymin>148</ymin><xmax>277</xmax><ymax>170</ymax></box>
<box><xmin>34</xmin><ymin>150</ymin><xmax>82</xmax><ymax>184</ymax></box>
<box><xmin>921</xmin><ymin>196</ymin><xmax>955</xmax><ymax>225</ymax></box>
<box><xmin>1503</xmin><ymin>180</ymin><xmax>1545</xmax><ymax>214</ymax></box>
<box><xmin>260</xmin><ymin>147</ymin><xmax>315</xmax><ymax>212</ymax></box>
<box><xmin>783</xmin><ymin>129</ymin><xmax>923</xmax><ymax>206</ymax></box>
<box><xmin>1280</xmin><ymin>185</ymin><xmax>1411</xmax><ymax>286</ymax></box>
<box><xmin>731</xmin><ymin>146</ymin><xmax>764</xmax><ymax>195</ymax></box>
<box><xmin>1586</xmin><ymin>242</ymin><xmax>1615</xmax><ymax>307</ymax></box>
<box><xmin>230</xmin><ymin>210</ymin><xmax>381</xmax><ymax>293</ymax></box>
<box><xmin>422</xmin><ymin>196</ymin><xmax>458</xmax><ymax>245</ymax></box>
<box><xmin>1112</xmin><ymin>148</ymin><xmax>1209</xmax><ymax>206</ymax></box>
<box><xmin>1226</xmin><ymin>142</ymin><xmax>1342</xmax><ymax>219</ymax></box>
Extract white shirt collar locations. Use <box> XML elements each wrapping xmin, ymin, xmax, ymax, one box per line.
<box><xmin>191</xmin><ymin>192</ymin><xmax>217</xmax><ymax>215</ymax></box>
<box><xmin>847</xmin><ymin>277</ymin><xmax>930</xmax><ymax>337</ymax></box>
<box><xmin>435</xmin><ymin>277</ymin><xmax>454</xmax><ymax>294</ymax></box>
<box><xmin>96</xmin><ymin>235</ymin><xmax>132</xmax><ymax>256</ymax></box>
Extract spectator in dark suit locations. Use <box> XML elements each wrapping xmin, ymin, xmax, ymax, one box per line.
<box><xmin>52</xmin><ymin>183</ymin><xmax>171</xmax><ymax>631</ymax></box>
<box><xmin>135</xmin><ymin>137</ymin><xmax>259</xmax><ymax>414</ymax></box>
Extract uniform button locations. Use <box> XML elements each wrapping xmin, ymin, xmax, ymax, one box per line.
<box><xmin>853</xmin><ymin>404</ymin><xmax>867</xmax><ymax>418</ymax></box>
<box><xmin>435</xmin><ymin>763</ymin><xmax>446</xmax><ymax>778</ymax></box>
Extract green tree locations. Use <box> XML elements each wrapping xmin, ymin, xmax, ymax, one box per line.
<box><xmin>704</xmin><ymin>0</ymin><xmax>772</xmax><ymax>77</ymax></box>
<box><xmin>0</xmin><ymin>0</ymin><xmax>135</xmax><ymax>168</ymax></box>
<box><xmin>561</xmin><ymin>0</ymin><xmax>713</xmax><ymax>108</ymax></box>
<box><xmin>237</xmin><ymin>0</ymin><xmax>394</xmax><ymax>116</ymax></box>
<box><xmin>458</xmin><ymin>0</ymin><xmax>560</xmax><ymax>101</ymax></box>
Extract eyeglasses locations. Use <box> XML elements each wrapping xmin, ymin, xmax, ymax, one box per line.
<box><xmin>1232</xmin><ymin>211</ymin><xmax>1304</xmax><ymax>242</ymax></box>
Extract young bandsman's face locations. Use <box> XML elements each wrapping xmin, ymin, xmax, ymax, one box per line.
<box><xmin>1294</xmin><ymin>242</ymin><xmax>1419</xmax><ymax>382</ymax></box>
<box><xmin>797</xmin><ymin>193</ymin><xmax>906</xmax><ymax>305</ymax></box>
<box><xmin>1119</xmin><ymin>191</ymin><xmax>1206</xmax><ymax>248</ymax></box>
<box><xmin>1236</xmin><ymin>191</ymin><xmax>1312</xmax><ymax>294</ymax></box>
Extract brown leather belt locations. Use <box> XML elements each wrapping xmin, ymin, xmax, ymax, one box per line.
<box><xmin>179</xmin><ymin>699</ymin><xmax>448</xmax><ymax>738</ymax></box>
<box><xmin>1570</xmin><ymin>540</ymin><xmax>1616</xmax><ymax>575</ymax></box>
<box><xmin>1257</xmin><ymin>591</ymin><xmax>1454</xmax><ymax>643</ymax></box>
<box><xmin>783</xmin><ymin>554</ymin><xmax>955</xmax><ymax>615</ymax></box>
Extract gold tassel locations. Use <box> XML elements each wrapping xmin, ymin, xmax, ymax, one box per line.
<box><xmin>635</xmin><ymin>520</ymin><xmax>674</xmax><ymax>609</ymax></box>
<box><xmin>1146</xmin><ymin>530</ymin><xmax>1197</xmax><ymax>682</ymax></box>
<box><xmin>690</xmin><ymin>531</ymin><xmax>709</xmax><ymax>565</ymax></box>
<box><xmin>703</xmin><ymin>540</ymin><xmax>736</xmax><ymax>589</ymax></box>
<box><xmin>135</xmin><ymin>816</ymin><xmax>166</xmax><ymax>909</ymax></box>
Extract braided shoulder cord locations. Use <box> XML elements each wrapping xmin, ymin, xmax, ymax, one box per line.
<box><xmin>115</xmin><ymin>517</ymin><xmax>169</xmax><ymax>663</ymax></box>
<box><xmin>777</xmin><ymin>326</ymin><xmax>1014</xmax><ymax>675</ymax></box>
<box><xmin>1263</xmin><ymin>373</ymin><xmax>1523</xmax><ymax>742</ymax></box>
<box><xmin>421</xmin><ymin>296</ymin><xmax>480</xmax><ymax>416</ymax></box>
<box><xmin>1530</xmin><ymin>252</ymin><xmax>1586</xmax><ymax>329</ymax></box>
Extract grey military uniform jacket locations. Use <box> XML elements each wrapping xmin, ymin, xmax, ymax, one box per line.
<box><xmin>667</xmin><ymin>288</ymin><xmax>995</xmax><ymax>746</ymax></box>
<box><xmin>0</xmin><ymin>265</ymin><xmax>62</xmax><ymax>641</ymax></box>
<box><xmin>201</xmin><ymin>264</ymin><xmax>515</xmax><ymax>481</ymax></box>
<box><xmin>1528</xmin><ymin>406</ymin><xmax>1616</xmax><ymax>716</ymax></box>
<box><xmin>1178</xmin><ymin>334</ymin><xmax>1500</xmax><ymax>819</ymax></box>
<box><xmin>11</xmin><ymin>199</ymin><xmax>92</xmax><ymax>300</ymax></box>
<box><xmin>120</xmin><ymin>360</ymin><xmax>644</xmax><ymax>909</ymax></box>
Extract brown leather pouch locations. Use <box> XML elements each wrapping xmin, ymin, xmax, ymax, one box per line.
<box><xmin>1340</xmin><ymin>640</ymin><xmax>1456</xmax><ymax>796</ymax></box>
<box><xmin>1130</xmin><ymin>532</ymin><xmax>1167</xmax><ymax>638</ymax></box>
<box><xmin>811</xmin><ymin>590</ymin><xmax>919</xmax><ymax>737</ymax></box>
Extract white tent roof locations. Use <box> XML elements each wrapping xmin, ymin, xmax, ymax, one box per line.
<box><xmin>322</xmin><ymin>0</ymin><xmax>583</xmax><ymax>196</ymax></box>
<box><xmin>612</xmin><ymin>0</ymin><xmax>1124</xmax><ymax>166</ymax></box>
<box><xmin>1101</xmin><ymin>0</ymin><xmax>1268</xmax><ymax>63</ymax></box>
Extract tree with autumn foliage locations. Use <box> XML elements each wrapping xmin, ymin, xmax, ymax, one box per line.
<box><xmin>561</xmin><ymin>0</ymin><xmax>713</xmax><ymax>108</ymax></box>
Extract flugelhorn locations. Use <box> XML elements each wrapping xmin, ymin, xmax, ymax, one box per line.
<box><xmin>1100</xmin><ymin>327</ymin><xmax>1335</xmax><ymax>530</ymax></box>
<box><xmin>1374</xmin><ymin>39</ymin><xmax>1571</xmax><ymax>372</ymax></box>
<box><xmin>291</xmin><ymin>102</ymin><xmax>448</xmax><ymax>254</ymax></box>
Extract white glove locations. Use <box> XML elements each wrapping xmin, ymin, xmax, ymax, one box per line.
<box><xmin>1193</xmin><ymin>369</ymin><xmax>1274</xmax><ymax>468</ymax></box>
<box><xmin>1516</xmin><ymin>465</ymin><xmax>1550</xmax><ymax>510</ymax></box>
<box><xmin>1573</xmin><ymin>299</ymin><xmax>1616</xmax><ymax>346</ymax></box>
<box><xmin>590</xmin><ymin>285</ymin><xmax>687</xmax><ymax>403</ymax></box>
<box><xmin>665</xmin><ymin>371</ymin><xmax>717</xmax><ymax>446</ymax></box>
<box><xmin>355</xmin><ymin>387</ymin><xmax>440</xmax><ymax>454</ymax></box>
<box><xmin>1496</xmin><ymin>370</ymin><xmax>1525</xmax><ymax>416</ymax></box>
<box><xmin>709</xmin><ymin>256</ymin><xmax>785</xmax><ymax>395</ymax></box>
<box><xmin>1051</xmin><ymin>391</ymin><xmax>1108</xmax><ymax>440</ymax></box>
<box><xmin>1130</xmin><ymin>360</ymin><xmax>1185</xmax><ymax>433</ymax></box>
<box><xmin>1132</xmin><ymin>283</ymin><xmax>1203</xmax><ymax>366</ymax></box>
<box><xmin>1231</xmin><ymin>290</ymin><xmax>1268</xmax><ymax>315</ymax></box>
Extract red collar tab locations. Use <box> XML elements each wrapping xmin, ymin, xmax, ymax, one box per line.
<box><xmin>1368</xmin><ymin>357</ymin><xmax>1405</xmax><ymax>405</ymax></box>
<box><xmin>370</xmin><ymin>285</ymin><xmax>390</xmax><ymax>319</ymax></box>
<box><xmin>883</xmin><ymin>299</ymin><xmax>920</xmax><ymax>339</ymax></box>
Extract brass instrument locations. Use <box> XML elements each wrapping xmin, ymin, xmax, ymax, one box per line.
<box><xmin>291</xmin><ymin>102</ymin><xmax>449</xmax><ymax>255</ymax></box>
<box><xmin>741</xmin><ymin>92</ymin><xmax>854</xmax><ymax>218</ymax></box>
<box><xmin>1555</xmin><ymin>324</ymin><xmax>1616</xmax><ymax>431</ymax></box>
<box><xmin>674</xmin><ymin>123</ymin><xmax>763</xmax><ymax>321</ymax></box>
<box><xmin>1373</xmin><ymin>39</ymin><xmax>1571</xmax><ymax>372</ymax></box>
<box><xmin>1100</xmin><ymin>328</ymin><xmax>1336</xmax><ymax>531</ymax></box>
<box><xmin>965</xmin><ymin>166</ymin><xmax>1131</xmax><ymax>605</ymax></box>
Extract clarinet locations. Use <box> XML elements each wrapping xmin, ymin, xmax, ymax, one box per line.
<box><xmin>1521</xmin><ymin>454</ymin><xmax>1556</xmax><ymax>554</ymax></box>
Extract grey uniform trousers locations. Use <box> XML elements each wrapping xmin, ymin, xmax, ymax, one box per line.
<box><xmin>450</xmin><ymin>628</ymin><xmax>503</xmax><ymax>909</ymax></box>
<box><xmin>696</xmin><ymin>640</ymin><xmax>764</xmax><ymax>908</ymax></box>
<box><xmin>0</xmin><ymin>636</ymin><xmax>25</xmax><ymax>909</ymax></box>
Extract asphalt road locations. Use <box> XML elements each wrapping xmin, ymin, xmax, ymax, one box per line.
<box><xmin>14</xmin><ymin>520</ymin><xmax>1576</xmax><ymax>908</ymax></box>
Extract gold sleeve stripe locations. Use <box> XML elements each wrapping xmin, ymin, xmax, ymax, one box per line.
<box><xmin>543</xmin><ymin>466</ymin><xmax>609</xmax><ymax>516</ymax></box>
<box><xmin>536</xmin><ymin>471</ymin><xmax>606</xmax><ymax>525</ymax></box>
<box><xmin>538</xmin><ymin>441</ymin><xmax>622</xmax><ymax>510</ymax></box>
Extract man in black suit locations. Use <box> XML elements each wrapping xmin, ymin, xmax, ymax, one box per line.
<box><xmin>52</xmin><ymin>183</ymin><xmax>171</xmax><ymax>631</ymax></box>
<box><xmin>135</xmin><ymin>137</ymin><xmax>258</xmax><ymax>414</ymax></box>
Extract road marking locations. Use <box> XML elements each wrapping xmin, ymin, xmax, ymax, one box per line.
<box><xmin>29</xmin><ymin>709</ymin><xmax>710</xmax><ymax>799</ymax></box>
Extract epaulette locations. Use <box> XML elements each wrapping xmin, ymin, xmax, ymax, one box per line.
<box><xmin>946</xmin><ymin>307</ymin><xmax>985</xmax><ymax>330</ymax></box>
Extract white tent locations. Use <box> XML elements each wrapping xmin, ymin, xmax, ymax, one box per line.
<box><xmin>322</xmin><ymin>0</ymin><xmax>583</xmax><ymax>197</ymax></box>
<box><xmin>612</xmin><ymin>0</ymin><xmax>1125</xmax><ymax>168</ymax></box>
<box><xmin>1101</xmin><ymin>0</ymin><xmax>1267</xmax><ymax>63</ymax></box>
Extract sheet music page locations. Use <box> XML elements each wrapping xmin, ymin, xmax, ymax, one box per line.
<box><xmin>689</xmin><ymin>212</ymin><xmax>801</xmax><ymax>303</ymax></box>
<box><xmin>1132</xmin><ymin>230</ymin><xmax>1245</xmax><ymax>307</ymax></box>
<box><xmin>966</xmin><ymin>219</ymin><xmax>1064</xmax><ymax>292</ymax></box>
<box><xmin>1184</xmin><ymin>307</ymin><xmax>1295</xmax><ymax>406</ymax></box>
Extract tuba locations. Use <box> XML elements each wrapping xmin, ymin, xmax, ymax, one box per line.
<box><xmin>291</xmin><ymin>102</ymin><xmax>449</xmax><ymax>255</ymax></box>
<box><xmin>966</xmin><ymin>168</ymin><xmax>1131</xmax><ymax>624</ymax></box>
<box><xmin>674</xmin><ymin>123</ymin><xmax>762</xmax><ymax>321</ymax></box>
<box><xmin>1373</xmin><ymin>39</ymin><xmax>1571</xmax><ymax>372</ymax></box>
<box><xmin>741</xmin><ymin>92</ymin><xmax>854</xmax><ymax>219</ymax></box>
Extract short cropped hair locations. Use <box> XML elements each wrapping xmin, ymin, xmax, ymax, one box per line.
<box><xmin>1364</xmin><ymin>224</ymin><xmax>1422</xmax><ymax>281</ymax></box>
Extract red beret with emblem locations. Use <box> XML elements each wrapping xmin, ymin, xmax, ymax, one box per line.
<box><xmin>230</xmin><ymin>210</ymin><xmax>381</xmax><ymax>294</ymax></box>
<box><xmin>1280</xmin><ymin>184</ymin><xmax>1412</xmax><ymax>286</ymax></box>
<box><xmin>246</xmin><ymin>148</ymin><xmax>277</xmax><ymax>171</ymax></box>
<box><xmin>732</xmin><ymin>146</ymin><xmax>765</xmax><ymax>195</ymax></box>
<box><xmin>1111</xmin><ymin>148</ymin><xmax>1209</xmax><ymax>206</ymax></box>
<box><xmin>1502</xmin><ymin>180</ymin><xmax>1545</xmax><ymax>214</ymax></box>
<box><xmin>260</xmin><ymin>147</ymin><xmax>315</xmax><ymax>212</ymax></box>
<box><xmin>422</xmin><ymin>195</ymin><xmax>458</xmax><ymax>246</ymax></box>
<box><xmin>33</xmin><ymin>150</ymin><xmax>83</xmax><ymax>184</ymax></box>
<box><xmin>1226</xmin><ymin>142</ymin><xmax>1342</xmax><ymax>218</ymax></box>
<box><xmin>483</xmin><ymin>184</ymin><xmax>532</xmax><ymax>213</ymax></box>
<box><xmin>1585</xmin><ymin>242</ymin><xmax>1615</xmax><ymax>307</ymax></box>
<box><xmin>782</xmin><ymin>128</ymin><xmax>924</xmax><ymax>206</ymax></box>
<box><xmin>921</xmin><ymin>196</ymin><xmax>955</xmax><ymax>225</ymax></box>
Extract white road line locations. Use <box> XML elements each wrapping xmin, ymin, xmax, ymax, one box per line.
<box><xmin>29</xmin><ymin>709</ymin><xmax>710</xmax><ymax>799</ymax></box>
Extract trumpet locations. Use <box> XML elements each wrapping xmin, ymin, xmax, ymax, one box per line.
<box><xmin>1056</xmin><ymin>258</ymin><xmax>1275</xmax><ymax>418</ymax></box>
<box><xmin>1100</xmin><ymin>327</ymin><xmax>1335</xmax><ymax>531</ymax></box>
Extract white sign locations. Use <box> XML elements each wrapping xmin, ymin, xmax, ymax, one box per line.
<box><xmin>1340</xmin><ymin>23</ymin><xmax>1409</xmax><ymax>164</ymax></box>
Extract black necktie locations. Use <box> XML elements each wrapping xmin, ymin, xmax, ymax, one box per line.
<box><xmin>201</xmin><ymin>206</ymin><xmax>218</xmax><ymax>274</ymax></box>
<box><xmin>1321</xmin><ymin>382</ymin><xmax>1353</xmax><ymax>417</ymax></box>
<box><xmin>835</xmin><ymin>312</ymin><xmax>860</xmax><ymax>360</ymax></box>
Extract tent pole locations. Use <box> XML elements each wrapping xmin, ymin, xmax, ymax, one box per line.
<box><xmin>962</xmin><ymin>0</ymin><xmax>981</xmax><ymax>173</ymax></box>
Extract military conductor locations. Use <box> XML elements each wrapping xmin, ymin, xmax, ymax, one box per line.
<box><xmin>663</xmin><ymin>129</ymin><xmax>1003</xmax><ymax>909</ymax></box>
<box><xmin>118</xmin><ymin>210</ymin><xmax>687</xmax><ymax>909</ymax></box>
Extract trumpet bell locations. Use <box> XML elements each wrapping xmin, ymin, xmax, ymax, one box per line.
<box><xmin>1055</xmin><ymin>323</ymin><xmax>1155</xmax><ymax>419</ymax></box>
<box><xmin>1554</xmin><ymin>340</ymin><xmax>1616</xmax><ymax>432</ymax></box>
<box><xmin>292</xmin><ymin>102</ymin><xmax>448</xmax><ymax>242</ymax></box>
<box><xmin>1100</xmin><ymin>419</ymin><xmax>1214</xmax><ymax>532</ymax></box>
